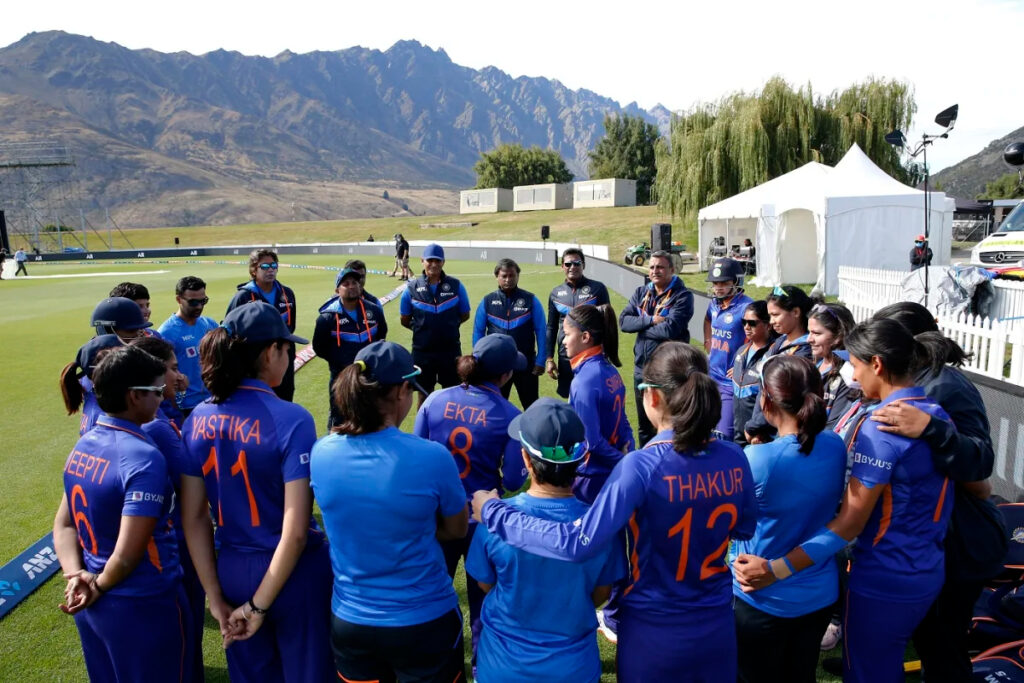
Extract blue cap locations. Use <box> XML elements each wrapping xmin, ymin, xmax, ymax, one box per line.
<box><xmin>507</xmin><ymin>398</ymin><xmax>587</xmax><ymax>463</ymax></box>
<box><xmin>76</xmin><ymin>334</ymin><xmax>124</xmax><ymax>378</ymax></box>
<box><xmin>473</xmin><ymin>335</ymin><xmax>527</xmax><ymax>376</ymax></box>
<box><xmin>354</xmin><ymin>341</ymin><xmax>427</xmax><ymax>395</ymax></box>
<box><xmin>335</xmin><ymin>267</ymin><xmax>361</xmax><ymax>288</ymax></box>
<box><xmin>423</xmin><ymin>243</ymin><xmax>445</xmax><ymax>261</ymax></box>
<box><xmin>91</xmin><ymin>297</ymin><xmax>153</xmax><ymax>331</ymax></box>
<box><xmin>221</xmin><ymin>302</ymin><xmax>308</xmax><ymax>345</ymax></box>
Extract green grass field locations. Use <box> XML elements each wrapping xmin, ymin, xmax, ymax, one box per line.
<box><xmin>0</xmin><ymin>253</ymin><xmax>847</xmax><ymax>681</ymax></box>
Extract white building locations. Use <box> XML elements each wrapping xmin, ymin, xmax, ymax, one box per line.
<box><xmin>573</xmin><ymin>179</ymin><xmax>637</xmax><ymax>208</ymax></box>
<box><xmin>459</xmin><ymin>188</ymin><xmax>513</xmax><ymax>214</ymax></box>
<box><xmin>513</xmin><ymin>183</ymin><xmax>573</xmax><ymax>211</ymax></box>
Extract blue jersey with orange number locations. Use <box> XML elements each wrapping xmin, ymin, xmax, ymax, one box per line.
<box><xmin>62</xmin><ymin>415</ymin><xmax>180</xmax><ymax>596</ymax></box>
<box><xmin>847</xmin><ymin>387</ymin><xmax>952</xmax><ymax>602</ymax></box>
<box><xmin>480</xmin><ymin>429</ymin><xmax>756</xmax><ymax>615</ymax></box>
<box><xmin>182</xmin><ymin>378</ymin><xmax>321</xmax><ymax>553</ymax></box>
<box><xmin>413</xmin><ymin>382</ymin><xmax>526</xmax><ymax>508</ymax></box>
<box><xmin>706</xmin><ymin>294</ymin><xmax>753</xmax><ymax>384</ymax></box>
<box><xmin>569</xmin><ymin>346</ymin><xmax>634</xmax><ymax>504</ymax></box>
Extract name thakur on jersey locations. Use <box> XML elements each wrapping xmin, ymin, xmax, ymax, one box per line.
<box><xmin>663</xmin><ymin>467</ymin><xmax>746</xmax><ymax>503</ymax></box>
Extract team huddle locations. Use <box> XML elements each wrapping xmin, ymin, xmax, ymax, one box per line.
<box><xmin>51</xmin><ymin>245</ymin><xmax>998</xmax><ymax>683</ymax></box>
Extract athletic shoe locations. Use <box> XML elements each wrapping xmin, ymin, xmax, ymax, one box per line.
<box><xmin>820</xmin><ymin>621</ymin><xmax>842</xmax><ymax>651</ymax></box>
<box><xmin>596</xmin><ymin>609</ymin><xmax>618</xmax><ymax>645</ymax></box>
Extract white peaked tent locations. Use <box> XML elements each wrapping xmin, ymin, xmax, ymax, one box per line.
<box><xmin>697</xmin><ymin>144</ymin><xmax>954</xmax><ymax>294</ymax></box>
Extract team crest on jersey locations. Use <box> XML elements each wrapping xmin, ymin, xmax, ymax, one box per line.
<box><xmin>724</xmin><ymin>313</ymin><xmax>734</xmax><ymax>324</ymax></box>
<box><xmin>442</xmin><ymin>283</ymin><xmax>451</xmax><ymax>292</ymax></box>
<box><xmin>581</xmin><ymin>286</ymin><xmax>591</xmax><ymax>294</ymax></box>
<box><xmin>516</xmin><ymin>299</ymin><xmax>525</xmax><ymax>307</ymax></box>
<box><xmin>1012</xmin><ymin>527</ymin><xmax>1024</xmax><ymax>544</ymax></box>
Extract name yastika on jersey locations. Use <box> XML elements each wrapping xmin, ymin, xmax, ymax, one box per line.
<box><xmin>189</xmin><ymin>414</ymin><xmax>262</xmax><ymax>444</ymax></box>
<box><xmin>64</xmin><ymin>449</ymin><xmax>111</xmax><ymax>484</ymax></box>
<box><xmin>662</xmin><ymin>467</ymin><xmax>746</xmax><ymax>502</ymax></box>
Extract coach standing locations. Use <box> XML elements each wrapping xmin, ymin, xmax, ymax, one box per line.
<box><xmin>619</xmin><ymin>250</ymin><xmax>693</xmax><ymax>445</ymax></box>
<box><xmin>400</xmin><ymin>243</ymin><xmax>470</xmax><ymax>398</ymax></box>
<box><xmin>473</xmin><ymin>258</ymin><xmax>547</xmax><ymax>409</ymax></box>
<box><xmin>546</xmin><ymin>248</ymin><xmax>610</xmax><ymax>399</ymax></box>
<box><xmin>159</xmin><ymin>276</ymin><xmax>219</xmax><ymax>418</ymax></box>
<box><xmin>225</xmin><ymin>249</ymin><xmax>298</xmax><ymax>401</ymax></box>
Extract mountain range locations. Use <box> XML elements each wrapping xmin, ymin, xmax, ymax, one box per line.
<box><xmin>932</xmin><ymin>125</ymin><xmax>1024</xmax><ymax>200</ymax></box>
<box><xmin>0</xmin><ymin>31</ymin><xmax>666</xmax><ymax>229</ymax></box>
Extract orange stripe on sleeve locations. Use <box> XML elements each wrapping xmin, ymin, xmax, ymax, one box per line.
<box><xmin>872</xmin><ymin>485</ymin><xmax>893</xmax><ymax>547</ymax></box>
<box><xmin>623</xmin><ymin>512</ymin><xmax>640</xmax><ymax>596</ymax></box>
<box><xmin>147</xmin><ymin>537</ymin><xmax>163</xmax><ymax>572</ymax></box>
<box><xmin>933</xmin><ymin>478</ymin><xmax>950</xmax><ymax>523</ymax></box>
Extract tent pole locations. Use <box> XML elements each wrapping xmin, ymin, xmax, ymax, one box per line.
<box><xmin>923</xmin><ymin>143</ymin><xmax>929</xmax><ymax>309</ymax></box>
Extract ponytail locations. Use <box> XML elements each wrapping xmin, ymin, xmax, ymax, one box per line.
<box><xmin>641</xmin><ymin>341</ymin><xmax>720</xmax><ymax>452</ymax></box>
<box><xmin>567</xmin><ymin>303</ymin><xmax>621</xmax><ymax>367</ymax></box>
<box><xmin>761</xmin><ymin>355</ymin><xmax>826</xmax><ymax>454</ymax></box>
<box><xmin>200</xmin><ymin>327</ymin><xmax>276</xmax><ymax>403</ymax></box>
<box><xmin>331</xmin><ymin>363</ymin><xmax>399</xmax><ymax>435</ymax></box>
<box><xmin>59</xmin><ymin>362</ymin><xmax>85</xmax><ymax>415</ymax></box>
<box><xmin>846</xmin><ymin>318</ymin><xmax>933</xmax><ymax>381</ymax></box>
<box><xmin>913</xmin><ymin>331</ymin><xmax>973</xmax><ymax>377</ymax></box>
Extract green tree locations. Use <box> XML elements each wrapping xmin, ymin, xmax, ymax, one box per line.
<box><xmin>655</xmin><ymin>77</ymin><xmax>915</xmax><ymax>220</ymax></box>
<box><xmin>588</xmin><ymin>114</ymin><xmax>661</xmax><ymax>204</ymax></box>
<box><xmin>979</xmin><ymin>172</ymin><xmax>1024</xmax><ymax>199</ymax></box>
<box><xmin>474</xmin><ymin>144</ymin><xmax>573</xmax><ymax>189</ymax></box>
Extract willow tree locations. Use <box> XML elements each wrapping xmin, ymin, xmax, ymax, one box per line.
<box><xmin>655</xmin><ymin>77</ymin><xmax>916</xmax><ymax>220</ymax></box>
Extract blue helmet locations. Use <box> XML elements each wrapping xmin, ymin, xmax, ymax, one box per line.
<box><xmin>91</xmin><ymin>297</ymin><xmax>152</xmax><ymax>334</ymax></box>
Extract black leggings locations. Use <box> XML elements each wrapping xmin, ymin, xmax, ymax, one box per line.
<box><xmin>331</xmin><ymin>608</ymin><xmax>466</xmax><ymax>683</ymax></box>
<box><xmin>735</xmin><ymin>598</ymin><xmax>832</xmax><ymax>683</ymax></box>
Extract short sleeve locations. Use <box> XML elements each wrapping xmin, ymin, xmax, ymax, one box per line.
<box><xmin>458</xmin><ymin>283</ymin><xmax>470</xmax><ymax>314</ymax></box>
<box><xmin>743</xmin><ymin>442</ymin><xmax>781</xmax><ymax>499</ymax></box>
<box><xmin>412</xmin><ymin>395</ymin><xmax>435</xmax><ymax>438</ymax></box>
<box><xmin>121</xmin><ymin>443</ymin><xmax>170</xmax><ymax>517</ymax></box>
<box><xmin>465</xmin><ymin>524</ymin><xmax>497</xmax><ymax>585</ymax></box>
<box><xmin>278</xmin><ymin>406</ymin><xmax>317</xmax><ymax>483</ymax></box>
<box><xmin>143</xmin><ymin>420</ymin><xmax>187</xmax><ymax>486</ymax></box>
<box><xmin>432</xmin><ymin>441</ymin><xmax>467</xmax><ymax>517</ymax></box>
<box><xmin>399</xmin><ymin>288</ymin><xmax>412</xmax><ymax>316</ymax></box>
<box><xmin>850</xmin><ymin>426</ymin><xmax>898</xmax><ymax>489</ymax></box>
<box><xmin>179</xmin><ymin>415</ymin><xmax>204</xmax><ymax>478</ymax></box>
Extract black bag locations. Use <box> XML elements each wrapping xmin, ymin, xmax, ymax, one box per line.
<box><xmin>948</xmin><ymin>492</ymin><xmax>1011</xmax><ymax>582</ymax></box>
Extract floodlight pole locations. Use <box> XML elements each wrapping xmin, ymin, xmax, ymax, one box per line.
<box><xmin>922</xmin><ymin>140</ymin><xmax>930</xmax><ymax>308</ymax></box>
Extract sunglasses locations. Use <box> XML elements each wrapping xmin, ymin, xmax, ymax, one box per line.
<box><xmin>130</xmin><ymin>384</ymin><xmax>166</xmax><ymax>397</ymax></box>
<box><xmin>563</xmin><ymin>260</ymin><xmax>584</xmax><ymax>268</ymax></box>
<box><xmin>258</xmin><ymin>262</ymin><xmax>279</xmax><ymax>270</ymax></box>
<box><xmin>520</xmin><ymin>433</ymin><xmax>587</xmax><ymax>463</ymax></box>
<box><xmin>637</xmin><ymin>382</ymin><xmax>661</xmax><ymax>391</ymax></box>
<box><xmin>810</xmin><ymin>303</ymin><xmax>837</xmax><ymax>321</ymax></box>
<box><xmin>185</xmin><ymin>297</ymin><xmax>209</xmax><ymax>307</ymax></box>
<box><xmin>741</xmin><ymin>319</ymin><xmax>761</xmax><ymax>327</ymax></box>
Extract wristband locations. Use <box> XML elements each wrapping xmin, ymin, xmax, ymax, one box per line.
<box><xmin>800</xmin><ymin>527</ymin><xmax>850</xmax><ymax>565</ymax></box>
<box><xmin>247</xmin><ymin>599</ymin><xmax>267</xmax><ymax>616</ymax></box>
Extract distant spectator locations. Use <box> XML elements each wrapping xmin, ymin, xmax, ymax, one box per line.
<box><xmin>14</xmin><ymin>247</ymin><xmax>28</xmax><ymax>276</ymax></box>
<box><xmin>367</xmin><ymin>234</ymin><xmax>375</xmax><ymax>242</ymax></box>
<box><xmin>390</xmin><ymin>234</ymin><xmax>411</xmax><ymax>281</ymax></box>
<box><xmin>910</xmin><ymin>234</ymin><xmax>933</xmax><ymax>270</ymax></box>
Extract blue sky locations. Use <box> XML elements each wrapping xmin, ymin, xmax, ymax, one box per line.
<box><xmin>3</xmin><ymin>0</ymin><xmax>1021</xmax><ymax>174</ymax></box>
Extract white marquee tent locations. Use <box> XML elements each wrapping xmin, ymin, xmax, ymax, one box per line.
<box><xmin>697</xmin><ymin>144</ymin><xmax>954</xmax><ymax>294</ymax></box>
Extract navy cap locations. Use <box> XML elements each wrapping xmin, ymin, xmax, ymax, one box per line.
<box><xmin>221</xmin><ymin>302</ymin><xmax>308</xmax><ymax>345</ymax></box>
<box><xmin>76</xmin><ymin>334</ymin><xmax>124</xmax><ymax>378</ymax></box>
<box><xmin>423</xmin><ymin>243</ymin><xmax>445</xmax><ymax>261</ymax></box>
<box><xmin>473</xmin><ymin>335</ymin><xmax>527</xmax><ymax>376</ymax></box>
<box><xmin>706</xmin><ymin>258</ymin><xmax>743</xmax><ymax>282</ymax></box>
<box><xmin>91</xmin><ymin>297</ymin><xmax>153</xmax><ymax>331</ymax></box>
<box><xmin>335</xmin><ymin>267</ymin><xmax>361</xmax><ymax>288</ymax></box>
<box><xmin>354</xmin><ymin>341</ymin><xmax>427</xmax><ymax>395</ymax></box>
<box><xmin>507</xmin><ymin>398</ymin><xmax>587</xmax><ymax>463</ymax></box>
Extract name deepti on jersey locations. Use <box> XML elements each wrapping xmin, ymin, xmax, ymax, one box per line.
<box><xmin>189</xmin><ymin>413</ymin><xmax>262</xmax><ymax>444</ymax></box>
<box><xmin>662</xmin><ymin>467</ymin><xmax>746</xmax><ymax>502</ymax></box>
<box><xmin>443</xmin><ymin>401</ymin><xmax>488</xmax><ymax>426</ymax></box>
<box><xmin>64</xmin><ymin>449</ymin><xmax>111</xmax><ymax>484</ymax></box>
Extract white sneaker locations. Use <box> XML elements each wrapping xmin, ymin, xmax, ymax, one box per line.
<box><xmin>820</xmin><ymin>621</ymin><xmax>842</xmax><ymax>651</ymax></box>
<box><xmin>596</xmin><ymin>609</ymin><xmax>618</xmax><ymax>645</ymax></box>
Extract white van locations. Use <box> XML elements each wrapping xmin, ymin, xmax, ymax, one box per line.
<box><xmin>971</xmin><ymin>201</ymin><xmax>1024</xmax><ymax>266</ymax></box>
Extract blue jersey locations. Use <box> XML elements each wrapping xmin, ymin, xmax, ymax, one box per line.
<box><xmin>706</xmin><ymin>294</ymin><xmax>753</xmax><ymax>384</ymax></box>
<box><xmin>157</xmin><ymin>314</ymin><xmax>219</xmax><ymax>411</ymax></box>
<box><xmin>399</xmin><ymin>274</ymin><xmax>470</xmax><ymax>352</ymax></box>
<box><xmin>481</xmin><ymin>430</ymin><xmax>756</xmax><ymax>615</ymax></box>
<box><xmin>143</xmin><ymin>409</ymin><xmax>188</xmax><ymax>544</ymax></box>
<box><xmin>182</xmin><ymin>379</ymin><xmax>320</xmax><ymax>553</ymax></box>
<box><xmin>413</xmin><ymin>383</ymin><xmax>526</xmax><ymax>507</ymax></box>
<box><xmin>465</xmin><ymin>493</ymin><xmax>626</xmax><ymax>683</ymax></box>
<box><xmin>79</xmin><ymin>377</ymin><xmax>104</xmax><ymax>436</ymax></box>
<box><xmin>309</xmin><ymin>427</ymin><xmax>466</xmax><ymax>627</ymax></box>
<box><xmin>731</xmin><ymin>433</ymin><xmax>846</xmax><ymax>617</ymax></box>
<box><xmin>847</xmin><ymin>387</ymin><xmax>953</xmax><ymax>602</ymax></box>
<box><xmin>63</xmin><ymin>415</ymin><xmax>180</xmax><ymax>596</ymax></box>
<box><xmin>568</xmin><ymin>347</ymin><xmax>634</xmax><ymax>504</ymax></box>
<box><xmin>472</xmin><ymin>288</ymin><xmax>547</xmax><ymax>367</ymax></box>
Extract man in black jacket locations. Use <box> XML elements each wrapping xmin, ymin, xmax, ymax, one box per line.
<box><xmin>910</xmin><ymin>234</ymin><xmax>933</xmax><ymax>270</ymax></box>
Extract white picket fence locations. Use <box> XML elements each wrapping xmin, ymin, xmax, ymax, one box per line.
<box><xmin>837</xmin><ymin>266</ymin><xmax>1024</xmax><ymax>384</ymax></box>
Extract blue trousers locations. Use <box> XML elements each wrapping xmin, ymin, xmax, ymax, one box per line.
<box><xmin>217</xmin><ymin>542</ymin><xmax>334</xmax><ymax>683</ymax></box>
<box><xmin>843</xmin><ymin>589</ymin><xmax>935</xmax><ymax>683</ymax></box>
<box><xmin>617</xmin><ymin>603</ymin><xmax>735</xmax><ymax>683</ymax></box>
<box><xmin>75</xmin><ymin>582</ymin><xmax>195</xmax><ymax>683</ymax></box>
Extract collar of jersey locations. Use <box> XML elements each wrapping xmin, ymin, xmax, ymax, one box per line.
<box><xmin>96</xmin><ymin>415</ymin><xmax>148</xmax><ymax>441</ymax></box>
<box><xmin>570</xmin><ymin>345</ymin><xmax>604</xmax><ymax>370</ymax></box>
<box><xmin>644</xmin><ymin>429</ymin><xmax>676</xmax><ymax>449</ymax></box>
<box><xmin>877</xmin><ymin>385</ymin><xmax>929</xmax><ymax>409</ymax></box>
<box><xmin>237</xmin><ymin>378</ymin><xmax>276</xmax><ymax>395</ymax></box>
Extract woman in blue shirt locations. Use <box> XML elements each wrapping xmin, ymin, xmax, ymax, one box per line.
<box><xmin>474</xmin><ymin>342</ymin><xmax>757</xmax><ymax>683</ymax></box>
<box><xmin>732</xmin><ymin>354</ymin><xmax>846</xmax><ymax>682</ymax></box>
<box><xmin>53</xmin><ymin>345</ymin><xmax>194</xmax><ymax>683</ymax></box>
<box><xmin>311</xmin><ymin>341</ymin><xmax>469</xmax><ymax>683</ymax></box>
<box><xmin>180</xmin><ymin>302</ymin><xmax>333</xmax><ymax>683</ymax></box>
<box><xmin>413</xmin><ymin>334</ymin><xmax>527</xmax><ymax>666</ymax></box>
<box><xmin>734</xmin><ymin>318</ymin><xmax>954</xmax><ymax>683</ymax></box>
<box><xmin>60</xmin><ymin>335</ymin><xmax>123</xmax><ymax>435</ymax></box>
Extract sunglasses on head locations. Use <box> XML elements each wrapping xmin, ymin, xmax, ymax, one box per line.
<box><xmin>563</xmin><ymin>260</ymin><xmax>583</xmax><ymax>268</ymax></box>
<box><xmin>258</xmin><ymin>262</ymin><xmax>279</xmax><ymax>270</ymax></box>
<box><xmin>810</xmin><ymin>303</ymin><xmax>837</xmax><ymax>321</ymax></box>
<box><xmin>185</xmin><ymin>297</ymin><xmax>209</xmax><ymax>307</ymax></box>
<box><xmin>130</xmin><ymin>384</ymin><xmax>166</xmax><ymax>397</ymax></box>
<box><xmin>771</xmin><ymin>285</ymin><xmax>789</xmax><ymax>299</ymax></box>
<box><xmin>520</xmin><ymin>434</ymin><xmax>587</xmax><ymax>463</ymax></box>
